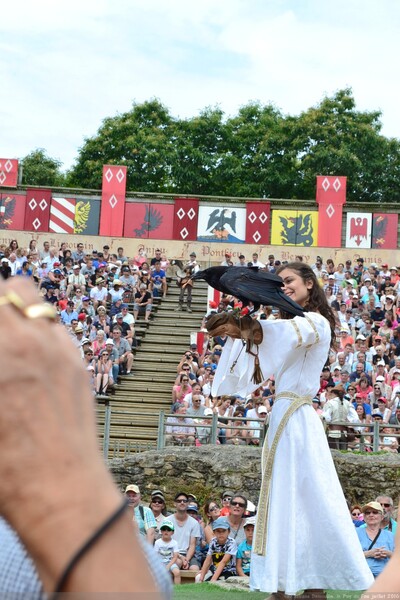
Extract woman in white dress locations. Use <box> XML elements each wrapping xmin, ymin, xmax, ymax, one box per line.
<box><xmin>208</xmin><ymin>262</ymin><xmax>374</xmax><ymax>599</ymax></box>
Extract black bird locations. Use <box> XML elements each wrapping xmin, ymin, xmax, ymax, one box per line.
<box><xmin>192</xmin><ymin>266</ymin><xmax>304</xmax><ymax>317</ymax></box>
<box><xmin>206</xmin><ymin>209</ymin><xmax>237</xmax><ymax>233</ymax></box>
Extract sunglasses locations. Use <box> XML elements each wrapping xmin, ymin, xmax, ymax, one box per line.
<box><xmin>380</xmin><ymin>503</ymin><xmax>392</xmax><ymax>508</ymax></box>
<box><xmin>364</xmin><ymin>510</ymin><xmax>380</xmax><ymax>515</ymax></box>
<box><xmin>152</xmin><ymin>498</ymin><xmax>164</xmax><ymax>504</ymax></box>
<box><xmin>231</xmin><ymin>501</ymin><xmax>246</xmax><ymax>508</ymax></box>
<box><xmin>209</xmin><ymin>505</ymin><xmax>219</xmax><ymax>512</ymax></box>
<box><xmin>176</xmin><ymin>499</ymin><xmax>188</xmax><ymax>504</ymax></box>
<box><xmin>222</xmin><ymin>496</ymin><xmax>231</xmax><ymax>501</ymax></box>
<box><xmin>352</xmin><ymin>512</ymin><xmax>361</xmax><ymax>517</ymax></box>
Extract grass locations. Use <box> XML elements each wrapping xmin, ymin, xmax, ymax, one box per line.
<box><xmin>173</xmin><ymin>584</ymin><xmax>364</xmax><ymax>600</ymax></box>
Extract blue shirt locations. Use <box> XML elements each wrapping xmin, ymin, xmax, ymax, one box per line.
<box><xmin>60</xmin><ymin>309</ymin><xmax>79</xmax><ymax>325</ymax></box>
<box><xmin>356</xmin><ymin>527</ymin><xmax>394</xmax><ymax>576</ymax></box>
<box><xmin>237</xmin><ymin>540</ymin><xmax>252</xmax><ymax>574</ymax></box>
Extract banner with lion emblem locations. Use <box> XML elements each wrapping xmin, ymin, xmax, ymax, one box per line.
<box><xmin>271</xmin><ymin>210</ymin><xmax>318</xmax><ymax>246</ymax></box>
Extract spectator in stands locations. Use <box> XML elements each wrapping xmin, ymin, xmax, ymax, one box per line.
<box><xmin>149</xmin><ymin>490</ymin><xmax>169</xmax><ymax>540</ymax></box>
<box><xmin>125</xmin><ymin>484</ymin><xmax>156</xmax><ymax>544</ymax></box>
<box><xmin>236</xmin><ymin>516</ymin><xmax>255</xmax><ymax>577</ymax></box>
<box><xmin>165</xmin><ymin>404</ymin><xmax>196</xmax><ymax>446</ymax></box>
<box><xmin>114</xmin><ymin>313</ymin><xmax>134</xmax><ymax>346</ymax></box>
<box><xmin>172</xmin><ymin>374</ymin><xmax>192</xmax><ymax>404</ymax></box>
<box><xmin>226</xmin><ymin>406</ymin><xmax>250</xmax><ymax>445</ymax></box>
<box><xmin>151</xmin><ymin>261</ymin><xmax>167</xmax><ymax>298</ymax></box>
<box><xmin>169</xmin><ymin>492</ymin><xmax>201</xmax><ymax>572</ymax></box>
<box><xmin>226</xmin><ymin>495</ymin><xmax>247</xmax><ymax>545</ymax></box>
<box><xmin>94</xmin><ymin>349</ymin><xmax>113</xmax><ymax>396</ymax></box>
<box><xmin>112</xmin><ymin>326</ymin><xmax>134</xmax><ymax>375</ymax></box>
<box><xmin>154</xmin><ymin>520</ymin><xmax>181</xmax><ymax>584</ymax></box>
<box><xmin>134</xmin><ymin>283</ymin><xmax>152</xmax><ymax>321</ymax></box>
<box><xmin>203</xmin><ymin>500</ymin><xmax>222</xmax><ymax>543</ymax></box>
<box><xmin>117</xmin><ymin>246</ymin><xmax>127</xmax><ymax>262</ymax></box>
<box><xmin>90</xmin><ymin>277</ymin><xmax>108</xmax><ymax>310</ymax></box>
<box><xmin>92</xmin><ymin>328</ymin><xmax>107</xmax><ymax>357</ymax></box>
<box><xmin>197</xmin><ymin>517</ymin><xmax>237</xmax><ymax>582</ymax></box>
<box><xmin>66</xmin><ymin>264</ymin><xmax>86</xmax><ymax>297</ymax></box>
<box><xmin>71</xmin><ymin>242</ymin><xmax>86</xmax><ymax>262</ymax></box>
<box><xmin>108</xmin><ymin>280</ymin><xmax>124</xmax><ymax>304</ymax></box>
<box><xmin>60</xmin><ymin>300</ymin><xmax>78</xmax><ymax>325</ymax></box>
<box><xmin>187</xmin><ymin>395</ymin><xmax>205</xmax><ymax>418</ymax></box>
<box><xmin>356</xmin><ymin>501</ymin><xmax>394</xmax><ymax>578</ymax></box>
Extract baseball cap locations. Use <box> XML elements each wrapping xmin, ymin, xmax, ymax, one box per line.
<box><xmin>328</xmin><ymin>274</ymin><xmax>335</xmax><ymax>279</ymax></box>
<box><xmin>212</xmin><ymin>517</ymin><xmax>230</xmax><ymax>531</ymax></box>
<box><xmin>160</xmin><ymin>519</ymin><xmax>174</xmax><ymax>531</ymax></box>
<box><xmin>204</xmin><ymin>408</ymin><xmax>214</xmax><ymax>416</ymax></box>
<box><xmin>174</xmin><ymin>491</ymin><xmax>189</xmax><ymax>501</ymax></box>
<box><xmin>151</xmin><ymin>489</ymin><xmax>165</xmax><ymax>500</ymax></box>
<box><xmin>222</xmin><ymin>490</ymin><xmax>234</xmax><ymax>499</ymax></box>
<box><xmin>258</xmin><ymin>406</ymin><xmax>268</xmax><ymax>414</ymax></box>
<box><xmin>96</xmin><ymin>277</ymin><xmax>104</xmax><ymax>284</ymax></box>
<box><xmin>362</xmin><ymin>501</ymin><xmax>384</xmax><ymax>514</ymax></box>
<box><xmin>105</xmin><ymin>339</ymin><xmax>114</xmax><ymax>345</ymax></box>
<box><xmin>116</xmin><ymin>313</ymin><xmax>123</xmax><ymax>319</ymax></box>
<box><xmin>190</xmin><ymin>252</ymin><xmax>196</xmax><ymax>257</ymax></box>
<box><xmin>125</xmin><ymin>484</ymin><xmax>140</xmax><ymax>494</ymax></box>
<box><xmin>187</xmin><ymin>503</ymin><xmax>198</xmax><ymax>513</ymax></box>
<box><xmin>244</xmin><ymin>516</ymin><xmax>256</xmax><ymax>527</ymax></box>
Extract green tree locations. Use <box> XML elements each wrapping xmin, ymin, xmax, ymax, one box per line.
<box><xmin>21</xmin><ymin>149</ymin><xmax>65</xmax><ymax>187</ymax></box>
<box><xmin>290</xmin><ymin>88</ymin><xmax>400</xmax><ymax>202</ymax></box>
<box><xmin>171</xmin><ymin>107</ymin><xmax>225</xmax><ymax>195</ymax></box>
<box><xmin>67</xmin><ymin>99</ymin><xmax>176</xmax><ymax>191</ymax></box>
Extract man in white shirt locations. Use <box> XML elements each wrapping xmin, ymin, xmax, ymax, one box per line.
<box><xmin>250</xmin><ymin>253</ymin><xmax>265</xmax><ymax>268</ymax></box>
<box><xmin>90</xmin><ymin>278</ymin><xmax>108</xmax><ymax>309</ymax></box>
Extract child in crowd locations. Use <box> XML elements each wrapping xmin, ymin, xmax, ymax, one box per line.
<box><xmin>236</xmin><ymin>516</ymin><xmax>255</xmax><ymax>576</ymax></box>
<box><xmin>196</xmin><ymin>517</ymin><xmax>237</xmax><ymax>582</ymax></box>
<box><xmin>154</xmin><ymin>520</ymin><xmax>181</xmax><ymax>584</ymax></box>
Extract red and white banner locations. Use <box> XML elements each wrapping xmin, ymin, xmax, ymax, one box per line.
<box><xmin>345</xmin><ymin>212</ymin><xmax>372</xmax><ymax>248</ymax></box>
<box><xmin>316</xmin><ymin>176</ymin><xmax>346</xmax><ymax>247</ymax></box>
<box><xmin>24</xmin><ymin>188</ymin><xmax>52</xmax><ymax>232</ymax></box>
<box><xmin>245</xmin><ymin>201</ymin><xmax>270</xmax><ymax>244</ymax></box>
<box><xmin>173</xmin><ymin>198</ymin><xmax>199</xmax><ymax>240</ymax></box>
<box><xmin>207</xmin><ymin>285</ymin><xmax>221</xmax><ymax>309</ymax></box>
<box><xmin>99</xmin><ymin>165</ymin><xmax>127</xmax><ymax>237</ymax></box>
<box><xmin>0</xmin><ymin>159</ymin><xmax>18</xmax><ymax>188</ymax></box>
<box><xmin>49</xmin><ymin>197</ymin><xmax>76</xmax><ymax>234</ymax></box>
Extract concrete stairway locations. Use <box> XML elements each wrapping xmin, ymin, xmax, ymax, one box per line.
<box><xmin>97</xmin><ymin>279</ymin><xmax>208</xmax><ymax>455</ymax></box>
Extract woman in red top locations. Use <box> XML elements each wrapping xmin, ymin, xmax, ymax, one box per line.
<box><xmin>356</xmin><ymin>376</ymin><xmax>373</xmax><ymax>400</ymax></box>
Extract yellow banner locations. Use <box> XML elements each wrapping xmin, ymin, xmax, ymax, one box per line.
<box><xmin>271</xmin><ymin>210</ymin><xmax>318</xmax><ymax>247</ymax></box>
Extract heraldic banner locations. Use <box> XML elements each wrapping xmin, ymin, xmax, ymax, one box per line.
<box><xmin>24</xmin><ymin>188</ymin><xmax>52</xmax><ymax>232</ymax></box>
<box><xmin>245</xmin><ymin>202</ymin><xmax>270</xmax><ymax>244</ymax></box>
<box><xmin>124</xmin><ymin>203</ymin><xmax>174</xmax><ymax>239</ymax></box>
<box><xmin>316</xmin><ymin>175</ymin><xmax>346</xmax><ymax>247</ymax></box>
<box><xmin>372</xmin><ymin>213</ymin><xmax>398</xmax><ymax>249</ymax></box>
<box><xmin>271</xmin><ymin>210</ymin><xmax>318</xmax><ymax>246</ymax></box>
<box><xmin>49</xmin><ymin>198</ymin><xmax>76</xmax><ymax>234</ymax></box>
<box><xmin>172</xmin><ymin>198</ymin><xmax>199</xmax><ymax>241</ymax></box>
<box><xmin>0</xmin><ymin>193</ymin><xmax>26</xmax><ymax>230</ymax></box>
<box><xmin>197</xmin><ymin>205</ymin><xmax>246</xmax><ymax>243</ymax></box>
<box><xmin>0</xmin><ymin>159</ymin><xmax>18</xmax><ymax>188</ymax></box>
<box><xmin>99</xmin><ymin>165</ymin><xmax>127</xmax><ymax>237</ymax></box>
<box><xmin>73</xmin><ymin>199</ymin><xmax>101</xmax><ymax>235</ymax></box>
<box><xmin>345</xmin><ymin>212</ymin><xmax>372</xmax><ymax>249</ymax></box>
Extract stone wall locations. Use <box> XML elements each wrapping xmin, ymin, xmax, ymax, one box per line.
<box><xmin>109</xmin><ymin>446</ymin><xmax>400</xmax><ymax>508</ymax></box>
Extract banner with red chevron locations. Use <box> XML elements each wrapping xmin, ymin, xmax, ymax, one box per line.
<box><xmin>49</xmin><ymin>197</ymin><xmax>76</xmax><ymax>234</ymax></box>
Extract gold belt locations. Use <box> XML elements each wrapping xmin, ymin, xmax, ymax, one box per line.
<box><xmin>253</xmin><ymin>391</ymin><xmax>313</xmax><ymax>556</ymax></box>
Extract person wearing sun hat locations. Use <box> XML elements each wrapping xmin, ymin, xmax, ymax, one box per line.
<box><xmin>356</xmin><ymin>502</ymin><xmax>394</xmax><ymax>578</ymax></box>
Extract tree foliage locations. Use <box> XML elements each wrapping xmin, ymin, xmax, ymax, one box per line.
<box><xmin>21</xmin><ymin>149</ymin><xmax>65</xmax><ymax>187</ymax></box>
<box><xmin>30</xmin><ymin>91</ymin><xmax>400</xmax><ymax>202</ymax></box>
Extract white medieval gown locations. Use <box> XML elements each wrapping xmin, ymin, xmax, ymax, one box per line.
<box><xmin>212</xmin><ymin>312</ymin><xmax>374</xmax><ymax>594</ymax></box>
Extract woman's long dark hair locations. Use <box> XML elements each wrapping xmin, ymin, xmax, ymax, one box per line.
<box><xmin>276</xmin><ymin>262</ymin><xmax>336</xmax><ymax>346</ymax></box>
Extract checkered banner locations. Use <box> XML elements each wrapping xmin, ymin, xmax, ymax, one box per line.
<box><xmin>99</xmin><ymin>165</ymin><xmax>127</xmax><ymax>236</ymax></box>
<box><xmin>24</xmin><ymin>188</ymin><xmax>52</xmax><ymax>232</ymax></box>
<box><xmin>173</xmin><ymin>198</ymin><xmax>199</xmax><ymax>240</ymax></box>
<box><xmin>0</xmin><ymin>158</ymin><xmax>18</xmax><ymax>187</ymax></box>
<box><xmin>316</xmin><ymin>176</ymin><xmax>346</xmax><ymax>247</ymax></box>
<box><xmin>245</xmin><ymin>201</ymin><xmax>270</xmax><ymax>244</ymax></box>
<box><xmin>49</xmin><ymin>197</ymin><xmax>76</xmax><ymax>234</ymax></box>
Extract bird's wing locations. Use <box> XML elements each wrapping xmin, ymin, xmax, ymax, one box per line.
<box><xmin>191</xmin><ymin>266</ymin><xmax>232</xmax><ymax>295</ymax></box>
<box><xmin>220</xmin><ymin>267</ymin><xmax>304</xmax><ymax>317</ymax></box>
<box><xmin>207</xmin><ymin>209</ymin><xmax>220</xmax><ymax>230</ymax></box>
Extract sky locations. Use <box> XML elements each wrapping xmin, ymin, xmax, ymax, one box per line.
<box><xmin>1</xmin><ymin>0</ymin><xmax>400</xmax><ymax>172</ymax></box>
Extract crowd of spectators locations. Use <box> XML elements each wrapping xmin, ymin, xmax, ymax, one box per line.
<box><xmin>0</xmin><ymin>239</ymin><xmax>172</xmax><ymax>397</ymax></box>
<box><xmin>127</xmin><ymin>484</ymin><xmax>397</xmax><ymax>584</ymax></box>
<box><xmin>168</xmin><ymin>252</ymin><xmax>400</xmax><ymax>451</ymax></box>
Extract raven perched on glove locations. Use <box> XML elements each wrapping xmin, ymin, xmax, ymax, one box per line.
<box><xmin>192</xmin><ymin>266</ymin><xmax>305</xmax><ymax>317</ymax></box>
